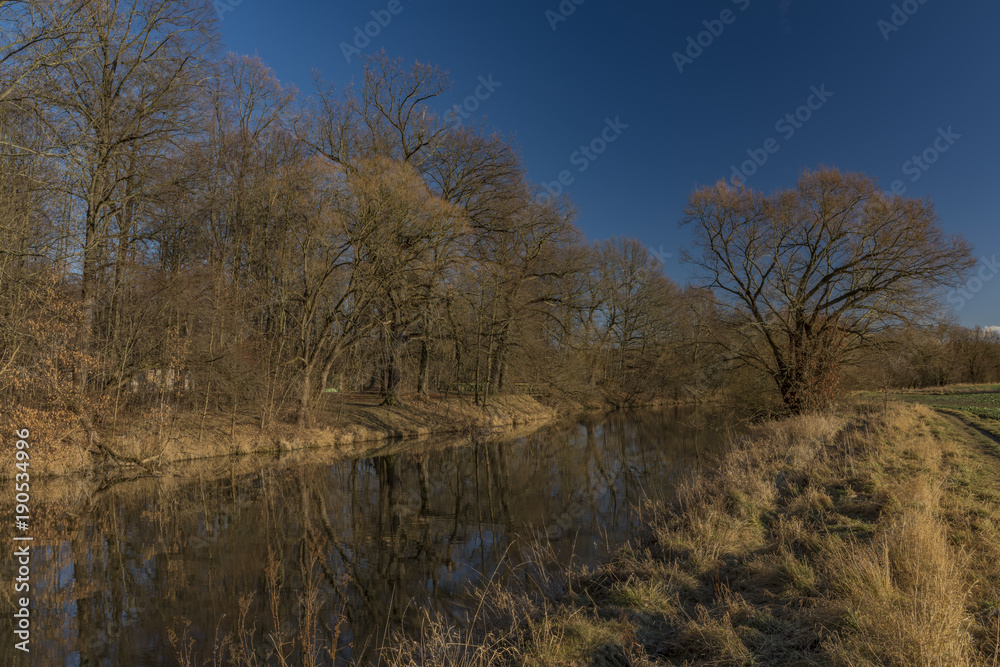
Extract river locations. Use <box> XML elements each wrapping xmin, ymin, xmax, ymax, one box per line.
<box><xmin>1</xmin><ymin>406</ymin><xmax>733</xmax><ymax>665</ymax></box>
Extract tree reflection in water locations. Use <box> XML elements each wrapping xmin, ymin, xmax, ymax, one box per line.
<box><xmin>0</xmin><ymin>406</ymin><xmax>730</xmax><ymax>665</ymax></box>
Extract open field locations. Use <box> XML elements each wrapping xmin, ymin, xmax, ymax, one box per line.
<box><xmin>864</xmin><ymin>384</ymin><xmax>1000</xmax><ymax>441</ymax></box>
<box><xmin>385</xmin><ymin>401</ymin><xmax>1000</xmax><ymax>666</ymax></box>
<box><xmin>887</xmin><ymin>384</ymin><xmax>1000</xmax><ymax>419</ymax></box>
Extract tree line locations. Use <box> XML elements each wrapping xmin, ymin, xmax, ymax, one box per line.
<box><xmin>1</xmin><ymin>1</ymin><xmax>713</xmax><ymax>434</ymax></box>
<box><xmin>0</xmin><ymin>0</ymin><xmax>993</xmax><ymax>440</ymax></box>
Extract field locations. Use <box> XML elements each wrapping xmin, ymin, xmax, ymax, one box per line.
<box><xmin>871</xmin><ymin>384</ymin><xmax>1000</xmax><ymax>440</ymax></box>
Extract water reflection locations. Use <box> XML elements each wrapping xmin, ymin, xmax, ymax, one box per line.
<box><xmin>0</xmin><ymin>406</ymin><xmax>731</xmax><ymax>665</ymax></box>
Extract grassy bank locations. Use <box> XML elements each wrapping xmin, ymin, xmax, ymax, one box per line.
<box><xmin>4</xmin><ymin>393</ymin><xmax>561</xmax><ymax>479</ymax></box>
<box><xmin>388</xmin><ymin>401</ymin><xmax>1000</xmax><ymax>666</ymax></box>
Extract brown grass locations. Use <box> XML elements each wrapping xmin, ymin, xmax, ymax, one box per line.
<box><xmin>4</xmin><ymin>393</ymin><xmax>559</xmax><ymax>479</ymax></box>
<box><xmin>168</xmin><ymin>533</ymin><xmax>348</xmax><ymax>666</ymax></box>
<box><xmin>385</xmin><ymin>402</ymin><xmax>1000</xmax><ymax>666</ymax></box>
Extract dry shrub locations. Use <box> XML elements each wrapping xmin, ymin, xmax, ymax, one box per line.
<box><xmin>381</xmin><ymin>618</ymin><xmax>520</xmax><ymax>667</ymax></box>
<box><xmin>655</xmin><ymin>411</ymin><xmax>844</xmax><ymax>574</ymax></box>
<box><xmin>0</xmin><ymin>403</ymin><xmax>86</xmax><ymax>477</ymax></box>
<box><xmin>826</xmin><ymin>507</ymin><xmax>972</xmax><ymax>665</ymax></box>
<box><xmin>676</xmin><ymin>603</ymin><xmax>754</xmax><ymax>666</ymax></box>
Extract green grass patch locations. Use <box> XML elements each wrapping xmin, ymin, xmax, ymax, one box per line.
<box><xmin>867</xmin><ymin>385</ymin><xmax>1000</xmax><ymax>434</ymax></box>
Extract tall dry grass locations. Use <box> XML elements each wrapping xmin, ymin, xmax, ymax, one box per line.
<box><xmin>386</xmin><ymin>403</ymin><xmax>998</xmax><ymax>665</ymax></box>
<box><xmin>825</xmin><ymin>506</ymin><xmax>972</xmax><ymax>665</ymax></box>
<box><xmin>168</xmin><ymin>537</ymin><xmax>346</xmax><ymax>666</ymax></box>
<box><xmin>652</xmin><ymin>403</ymin><xmax>985</xmax><ymax>666</ymax></box>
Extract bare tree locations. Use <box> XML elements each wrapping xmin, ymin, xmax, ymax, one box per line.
<box><xmin>25</xmin><ymin>0</ymin><xmax>216</xmax><ymax>392</ymax></box>
<box><xmin>0</xmin><ymin>0</ymin><xmax>93</xmax><ymax>104</ymax></box>
<box><xmin>302</xmin><ymin>52</ymin><xmax>479</xmax><ymax>405</ymax></box>
<box><xmin>346</xmin><ymin>157</ymin><xmax>463</xmax><ymax>406</ymax></box>
<box><xmin>591</xmin><ymin>237</ymin><xmax>682</xmax><ymax>404</ymax></box>
<box><xmin>467</xmin><ymin>192</ymin><xmax>576</xmax><ymax>401</ymax></box>
<box><xmin>682</xmin><ymin>168</ymin><xmax>976</xmax><ymax>412</ymax></box>
<box><xmin>303</xmin><ymin>50</ymin><xmax>449</xmax><ymax>173</ymax></box>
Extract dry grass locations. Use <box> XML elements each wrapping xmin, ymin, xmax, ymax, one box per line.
<box><xmin>3</xmin><ymin>393</ymin><xmax>558</xmax><ymax>480</ymax></box>
<box><xmin>168</xmin><ymin>535</ymin><xmax>348</xmax><ymax>666</ymax></box>
<box><xmin>651</xmin><ymin>402</ymin><xmax>990</xmax><ymax>666</ymax></box>
<box><xmin>384</xmin><ymin>401</ymin><xmax>1000</xmax><ymax>666</ymax></box>
<box><xmin>825</xmin><ymin>509</ymin><xmax>971</xmax><ymax>665</ymax></box>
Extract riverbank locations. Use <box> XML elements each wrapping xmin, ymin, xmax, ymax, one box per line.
<box><xmin>5</xmin><ymin>393</ymin><xmax>566</xmax><ymax>480</ymax></box>
<box><xmin>387</xmin><ymin>401</ymin><xmax>1000</xmax><ymax>665</ymax></box>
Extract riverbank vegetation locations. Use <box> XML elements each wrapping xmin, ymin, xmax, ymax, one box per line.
<box><xmin>3</xmin><ymin>1</ymin><xmax>999</xmax><ymax>477</ymax></box>
<box><xmin>16</xmin><ymin>393</ymin><xmax>559</xmax><ymax>478</ymax></box>
<box><xmin>1</xmin><ymin>0</ymin><xmax>712</xmax><ymax>467</ymax></box>
<box><xmin>384</xmin><ymin>399</ymin><xmax>1000</xmax><ymax>666</ymax></box>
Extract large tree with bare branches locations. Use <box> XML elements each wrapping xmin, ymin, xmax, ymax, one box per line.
<box><xmin>682</xmin><ymin>168</ymin><xmax>976</xmax><ymax>413</ymax></box>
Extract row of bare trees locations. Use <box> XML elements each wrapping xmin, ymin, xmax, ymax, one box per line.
<box><xmin>857</xmin><ymin>325</ymin><xmax>1000</xmax><ymax>389</ymax></box>
<box><xmin>1</xmin><ymin>1</ymin><xmax>986</xmax><ymax>434</ymax></box>
<box><xmin>1</xmin><ymin>1</ymin><xmax>716</xmax><ymax>435</ymax></box>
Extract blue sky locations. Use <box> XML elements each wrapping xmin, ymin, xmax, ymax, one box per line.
<box><xmin>216</xmin><ymin>0</ymin><xmax>1000</xmax><ymax>328</ymax></box>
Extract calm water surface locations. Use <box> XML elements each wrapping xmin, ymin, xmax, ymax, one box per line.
<box><xmin>1</xmin><ymin>407</ymin><xmax>732</xmax><ymax>665</ymax></box>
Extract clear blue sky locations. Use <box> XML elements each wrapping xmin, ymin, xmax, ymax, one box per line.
<box><xmin>217</xmin><ymin>0</ymin><xmax>999</xmax><ymax>329</ymax></box>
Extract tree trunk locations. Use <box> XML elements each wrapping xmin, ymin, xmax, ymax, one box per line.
<box><xmin>778</xmin><ymin>369</ymin><xmax>805</xmax><ymax>415</ymax></box>
<box><xmin>382</xmin><ymin>321</ymin><xmax>404</xmax><ymax>407</ymax></box>
<box><xmin>76</xmin><ymin>201</ymin><xmax>101</xmax><ymax>392</ymax></box>
<box><xmin>416</xmin><ymin>339</ymin><xmax>430</xmax><ymax>395</ymax></box>
<box><xmin>491</xmin><ymin>330</ymin><xmax>509</xmax><ymax>394</ymax></box>
<box><xmin>297</xmin><ymin>363</ymin><xmax>314</xmax><ymax>427</ymax></box>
